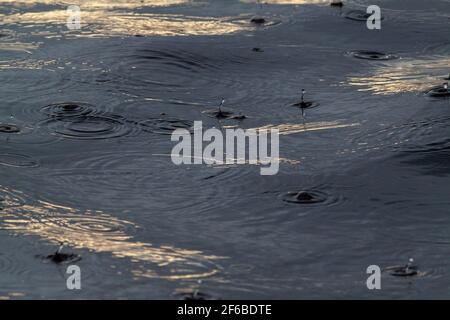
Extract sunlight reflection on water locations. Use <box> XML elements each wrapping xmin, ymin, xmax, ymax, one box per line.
<box><xmin>0</xmin><ymin>0</ymin><xmax>191</xmax><ymax>8</ymax></box>
<box><xmin>346</xmin><ymin>56</ymin><xmax>450</xmax><ymax>95</ymax></box>
<box><xmin>0</xmin><ymin>186</ymin><xmax>224</xmax><ymax>280</ymax></box>
<box><xmin>251</xmin><ymin>120</ymin><xmax>360</xmax><ymax>135</ymax></box>
<box><xmin>0</xmin><ymin>2</ymin><xmax>252</xmax><ymax>37</ymax></box>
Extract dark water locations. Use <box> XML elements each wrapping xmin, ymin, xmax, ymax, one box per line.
<box><xmin>0</xmin><ymin>0</ymin><xmax>450</xmax><ymax>299</ymax></box>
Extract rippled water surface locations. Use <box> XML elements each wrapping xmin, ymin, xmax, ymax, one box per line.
<box><xmin>1</xmin><ymin>0</ymin><xmax>450</xmax><ymax>299</ymax></box>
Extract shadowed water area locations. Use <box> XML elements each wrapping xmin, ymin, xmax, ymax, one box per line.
<box><xmin>0</xmin><ymin>0</ymin><xmax>450</xmax><ymax>299</ymax></box>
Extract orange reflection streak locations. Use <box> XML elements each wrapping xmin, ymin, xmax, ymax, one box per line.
<box><xmin>346</xmin><ymin>56</ymin><xmax>450</xmax><ymax>95</ymax></box>
<box><xmin>153</xmin><ymin>121</ymin><xmax>358</xmax><ymax>167</ymax></box>
<box><xmin>0</xmin><ymin>0</ymin><xmax>192</xmax><ymax>9</ymax></box>
<box><xmin>0</xmin><ymin>1</ymin><xmax>251</xmax><ymax>37</ymax></box>
<box><xmin>0</xmin><ymin>187</ymin><xmax>224</xmax><ymax>280</ymax></box>
<box><xmin>250</xmin><ymin>120</ymin><xmax>360</xmax><ymax>135</ymax></box>
<box><xmin>0</xmin><ymin>58</ymin><xmax>56</xmax><ymax>70</ymax></box>
<box><xmin>0</xmin><ymin>12</ymin><xmax>250</xmax><ymax>37</ymax></box>
<box><xmin>152</xmin><ymin>153</ymin><xmax>301</xmax><ymax>166</ymax></box>
<box><xmin>0</xmin><ymin>42</ymin><xmax>38</xmax><ymax>54</ymax></box>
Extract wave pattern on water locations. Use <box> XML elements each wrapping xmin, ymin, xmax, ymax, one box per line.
<box><xmin>252</xmin><ymin>120</ymin><xmax>360</xmax><ymax>135</ymax></box>
<box><xmin>346</xmin><ymin>56</ymin><xmax>450</xmax><ymax>95</ymax></box>
<box><xmin>2</xmin><ymin>0</ymin><xmax>450</xmax><ymax>299</ymax></box>
<box><xmin>0</xmin><ymin>186</ymin><xmax>224</xmax><ymax>281</ymax></box>
<box><xmin>0</xmin><ymin>153</ymin><xmax>39</xmax><ymax>168</ymax></box>
<box><xmin>0</xmin><ymin>11</ymin><xmax>252</xmax><ymax>38</ymax></box>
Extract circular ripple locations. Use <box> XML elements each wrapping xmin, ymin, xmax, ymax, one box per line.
<box><xmin>41</xmin><ymin>115</ymin><xmax>134</xmax><ymax>140</ymax></box>
<box><xmin>13</xmin><ymin>208</ymin><xmax>138</xmax><ymax>246</ymax></box>
<box><xmin>198</xmin><ymin>45</ymin><xmax>340</xmax><ymax>120</ymax></box>
<box><xmin>291</xmin><ymin>101</ymin><xmax>320</xmax><ymax>109</ymax></box>
<box><xmin>39</xmin><ymin>150</ymin><xmax>247</xmax><ymax>215</ymax></box>
<box><xmin>0</xmin><ymin>125</ymin><xmax>58</xmax><ymax>145</ymax></box>
<box><xmin>280</xmin><ymin>189</ymin><xmax>343</xmax><ymax>207</ymax></box>
<box><xmin>247</xmin><ymin>15</ymin><xmax>282</xmax><ymax>28</ymax></box>
<box><xmin>132</xmin><ymin>254</ymin><xmax>222</xmax><ymax>281</ymax></box>
<box><xmin>250</xmin><ymin>17</ymin><xmax>266</xmax><ymax>25</ymax></box>
<box><xmin>0</xmin><ymin>249</ymin><xmax>32</xmax><ymax>280</ymax></box>
<box><xmin>41</xmin><ymin>102</ymin><xmax>96</xmax><ymax>118</ymax></box>
<box><xmin>174</xmin><ymin>289</ymin><xmax>216</xmax><ymax>300</ymax></box>
<box><xmin>0</xmin><ymin>254</ymin><xmax>18</xmax><ymax>275</ymax></box>
<box><xmin>423</xmin><ymin>42</ymin><xmax>450</xmax><ymax>56</ymax></box>
<box><xmin>0</xmin><ymin>59</ymin><xmax>70</xmax><ymax>96</ymax></box>
<box><xmin>0</xmin><ymin>30</ymin><xmax>15</xmax><ymax>40</ymax></box>
<box><xmin>385</xmin><ymin>265</ymin><xmax>418</xmax><ymax>277</ymax></box>
<box><xmin>202</xmin><ymin>109</ymin><xmax>246</xmax><ymax>120</ymax></box>
<box><xmin>139</xmin><ymin>117</ymin><xmax>193</xmax><ymax>135</ymax></box>
<box><xmin>0</xmin><ymin>124</ymin><xmax>20</xmax><ymax>134</ymax></box>
<box><xmin>38</xmin><ymin>252</ymin><xmax>82</xmax><ymax>265</ymax></box>
<box><xmin>0</xmin><ymin>115</ymin><xmax>59</xmax><ymax>145</ymax></box>
<box><xmin>99</xmin><ymin>47</ymin><xmax>223</xmax><ymax>97</ymax></box>
<box><xmin>281</xmin><ymin>190</ymin><xmax>328</xmax><ymax>205</ymax></box>
<box><xmin>350</xmin><ymin>117</ymin><xmax>450</xmax><ymax>154</ymax></box>
<box><xmin>0</xmin><ymin>154</ymin><xmax>39</xmax><ymax>168</ymax></box>
<box><xmin>426</xmin><ymin>84</ymin><xmax>450</xmax><ymax>98</ymax></box>
<box><xmin>349</xmin><ymin>50</ymin><xmax>398</xmax><ymax>61</ymax></box>
<box><xmin>52</xmin><ymin>214</ymin><xmax>131</xmax><ymax>236</ymax></box>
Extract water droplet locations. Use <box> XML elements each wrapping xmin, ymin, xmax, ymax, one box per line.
<box><xmin>281</xmin><ymin>190</ymin><xmax>327</xmax><ymax>204</ymax></box>
<box><xmin>426</xmin><ymin>83</ymin><xmax>450</xmax><ymax>97</ymax></box>
<box><xmin>250</xmin><ymin>17</ymin><xmax>266</xmax><ymax>25</ymax></box>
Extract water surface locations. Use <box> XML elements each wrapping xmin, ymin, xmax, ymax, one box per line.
<box><xmin>1</xmin><ymin>0</ymin><xmax>450</xmax><ymax>299</ymax></box>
